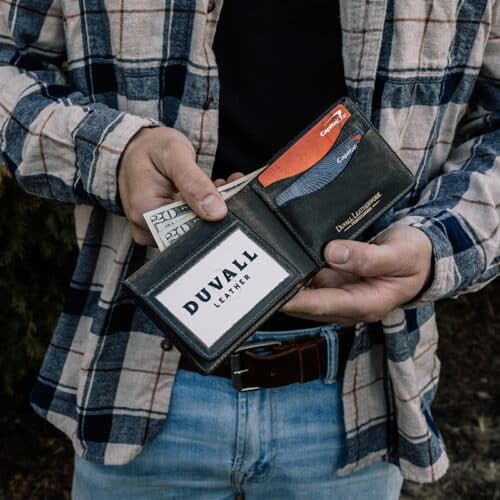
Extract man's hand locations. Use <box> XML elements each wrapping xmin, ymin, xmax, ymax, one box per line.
<box><xmin>281</xmin><ymin>225</ymin><xmax>433</xmax><ymax>325</ymax></box>
<box><xmin>118</xmin><ymin>127</ymin><xmax>240</xmax><ymax>246</ymax></box>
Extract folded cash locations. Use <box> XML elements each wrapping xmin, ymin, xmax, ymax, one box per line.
<box><xmin>144</xmin><ymin>167</ymin><xmax>265</xmax><ymax>250</ymax></box>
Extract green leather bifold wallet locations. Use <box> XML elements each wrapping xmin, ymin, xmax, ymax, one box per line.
<box><xmin>124</xmin><ymin>97</ymin><xmax>415</xmax><ymax>373</ymax></box>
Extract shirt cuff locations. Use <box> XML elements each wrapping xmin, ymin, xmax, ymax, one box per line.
<box><xmin>73</xmin><ymin>107</ymin><xmax>160</xmax><ymax>214</ymax></box>
<box><xmin>388</xmin><ymin>216</ymin><xmax>457</xmax><ymax>305</ymax></box>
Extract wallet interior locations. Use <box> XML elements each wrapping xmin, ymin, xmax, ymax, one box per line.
<box><xmin>124</xmin><ymin>97</ymin><xmax>415</xmax><ymax>373</ymax></box>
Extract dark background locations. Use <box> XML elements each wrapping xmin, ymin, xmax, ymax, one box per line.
<box><xmin>0</xmin><ymin>169</ymin><xmax>498</xmax><ymax>499</ymax></box>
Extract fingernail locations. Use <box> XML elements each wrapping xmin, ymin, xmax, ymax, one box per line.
<box><xmin>327</xmin><ymin>244</ymin><xmax>351</xmax><ymax>264</ymax></box>
<box><xmin>201</xmin><ymin>194</ymin><xmax>227</xmax><ymax>218</ymax></box>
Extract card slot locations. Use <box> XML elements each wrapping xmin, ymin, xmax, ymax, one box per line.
<box><xmin>251</xmin><ymin>108</ymin><xmax>370</xmax><ymax>204</ymax></box>
<box><xmin>274</xmin><ymin>128</ymin><xmax>365</xmax><ymax>207</ymax></box>
<box><xmin>256</xmin><ymin>99</ymin><xmax>361</xmax><ymax>191</ymax></box>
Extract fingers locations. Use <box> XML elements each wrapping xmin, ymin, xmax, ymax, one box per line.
<box><xmin>215</xmin><ymin>171</ymin><xmax>245</xmax><ymax>188</ymax></box>
<box><xmin>309</xmin><ymin>267</ymin><xmax>358</xmax><ymax>289</ymax></box>
<box><xmin>282</xmin><ymin>310</ymin><xmax>357</xmax><ymax>327</ymax></box>
<box><xmin>130</xmin><ymin>225</ymin><xmax>156</xmax><ymax>247</ymax></box>
<box><xmin>226</xmin><ymin>171</ymin><xmax>245</xmax><ymax>183</ymax></box>
<box><xmin>280</xmin><ymin>288</ymin><xmax>360</xmax><ymax>325</ymax></box>
<box><xmin>284</xmin><ymin>227</ymin><xmax>434</xmax><ymax>323</ymax></box>
<box><xmin>119</xmin><ymin>127</ymin><xmax>230</xmax><ymax>247</ymax></box>
<box><xmin>156</xmin><ymin>138</ymin><xmax>227</xmax><ymax>221</ymax></box>
<box><xmin>281</xmin><ymin>280</ymin><xmax>401</xmax><ymax>324</ymax></box>
<box><xmin>118</xmin><ymin>155</ymin><xmax>177</xmax><ymax>241</ymax></box>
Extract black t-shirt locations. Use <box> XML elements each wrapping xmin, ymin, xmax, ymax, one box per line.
<box><xmin>212</xmin><ymin>1</ymin><xmax>346</xmax><ymax>330</ymax></box>
<box><xmin>213</xmin><ymin>0</ymin><xmax>346</xmax><ymax>177</ymax></box>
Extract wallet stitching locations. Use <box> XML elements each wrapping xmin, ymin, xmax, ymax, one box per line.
<box><xmin>335</xmin><ymin>129</ymin><xmax>415</xmax><ymax>235</ymax></box>
<box><xmin>145</xmin><ymin>221</ymin><xmax>244</xmax><ymax>356</ymax></box>
<box><xmin>315</xmin><ymin>128</ymin><xmax>414</xmax><ymax>238</ymax></box>
<box><xmin>125</xmin><ymin>218</ymin><xmax>240</xmax><ymax>357</ymax></box>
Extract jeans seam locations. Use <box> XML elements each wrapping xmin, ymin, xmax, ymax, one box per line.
<box><xmin>231</xmin><ymin>393</ymin><xmax>248</xmax><ymax>494</ymax></box>
<box><xmin>320</xmin><ymin>325</ymin><xmax>340</xmax><ymax>384</ymax></box>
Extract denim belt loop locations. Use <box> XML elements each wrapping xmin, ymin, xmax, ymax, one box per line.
<box><xmin>320</xmin><ymin>325</ymin><xmax>341</xmax><ymax>384</ymax></box>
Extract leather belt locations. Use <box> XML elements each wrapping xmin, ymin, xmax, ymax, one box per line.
<box><xmin>178</xmin><ymin>327</ymin><xmax>355</xmax><ymax>391</ymax></box>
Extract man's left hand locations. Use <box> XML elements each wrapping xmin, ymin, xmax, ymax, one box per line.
<box><xmin>281</xmin><ymin>225</ymin><xmax>433</xmax><ymax>326</ymax></box>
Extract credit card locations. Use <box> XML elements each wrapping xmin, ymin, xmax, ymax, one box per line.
<box><xmin>258</xmin><ymin>104</ymin><xmax>351</xmax><ymax>188</ymax></box>
<box><xmin>275</xmin><ymin>130</ymin><xmax>363</xmax><ymax>206</ymax></box>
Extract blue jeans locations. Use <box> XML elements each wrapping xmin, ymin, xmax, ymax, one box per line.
<box><xmin>72</xmin><ymin>325</ymin><xmax>403</xmax><ymax>499</ymax></box>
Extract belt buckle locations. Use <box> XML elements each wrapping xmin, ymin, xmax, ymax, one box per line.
<box><xmin>230</xmin><ymin>340</ymin><xmax>282</xmax><ymax>392</ymax></box>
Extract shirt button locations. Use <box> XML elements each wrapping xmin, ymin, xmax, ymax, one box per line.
<box><xmin>204</xmin><ymin>96</ymin><xmax>214</xmax><ymax>109</ymax></box>
<box><xmin>207</xmin><ymin>0</ymin><xmax>216</xmax><ymax>13</ymax></box>
<box><xmin>161</xmin><ymin>337</ymin><xmax>173</xmax><ymax>351</ymax></box>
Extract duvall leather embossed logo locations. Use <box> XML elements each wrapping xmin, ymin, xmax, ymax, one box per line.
<box><xmin>336</xmin><ymin>192</ymin><xmax>383</xmax><ymax>233</ymax></box>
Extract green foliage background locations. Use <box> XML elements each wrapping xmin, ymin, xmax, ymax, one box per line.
<box><xmin>0</xmin><ymin>167</ymin><xmax>77</xmax><ymax>393</ymax></box>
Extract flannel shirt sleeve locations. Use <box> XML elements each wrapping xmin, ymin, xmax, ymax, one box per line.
<box><xmin>393</xmin><ymin>3</ymin><xmax>500</xmax><ymax>302</ymax></box>
<box><xmin>0</xmin><ymin>1</ymin><xmax>157</xmax><ymax>214</ymax></box>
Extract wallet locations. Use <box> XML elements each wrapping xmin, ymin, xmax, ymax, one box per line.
<box><xmin>124</xmin><ymin>97</ymin><xmax>415</xmax><ymax>373</ymax></box>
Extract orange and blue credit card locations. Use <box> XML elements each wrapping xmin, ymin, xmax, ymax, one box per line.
<box><xmin>258</xmin><ymin>104</ymin><xmax>351</xmax><ymax>188</ymax></box>
<box><xmin>275</xmin><ymin>130</ymin><xmax>363</xmax><ymax>206</ymax></box>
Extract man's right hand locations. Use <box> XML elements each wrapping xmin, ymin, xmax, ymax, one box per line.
<box><xmin>118</xmin><ymin>127</ymin><xmax>228</xmax><ymax>246</ymax></box>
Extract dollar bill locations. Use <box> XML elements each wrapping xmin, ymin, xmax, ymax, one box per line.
<box><xmin>156</xmin><ymin>216</ymin><xmax>200</xmax><ymax>250</ymax></box>
<box><xmin>144</xmin><ymin>167</ymin><xmax>265</xmax><ymax>250</ymax></box>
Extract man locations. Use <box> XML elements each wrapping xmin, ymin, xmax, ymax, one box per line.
<box><xmin>0</xmin><ymin>0</ymin><xmax>498</xmax><ymax>498</ymax></box>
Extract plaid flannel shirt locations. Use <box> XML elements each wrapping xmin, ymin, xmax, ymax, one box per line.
<box><xmin>1</xmin><ymin>0</ymin><xmax>499</xmax><ymax>483</ymax></box>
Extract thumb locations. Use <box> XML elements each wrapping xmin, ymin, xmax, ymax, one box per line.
<box><xmin>155</xmin><ymin>135</ymin><xmax>227</xmax><ymax>221</ymax></box>
<box><xmin>324</xmin><ymin>239</ymin><xmax>396</xmax><ymax>277</ymax></box>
